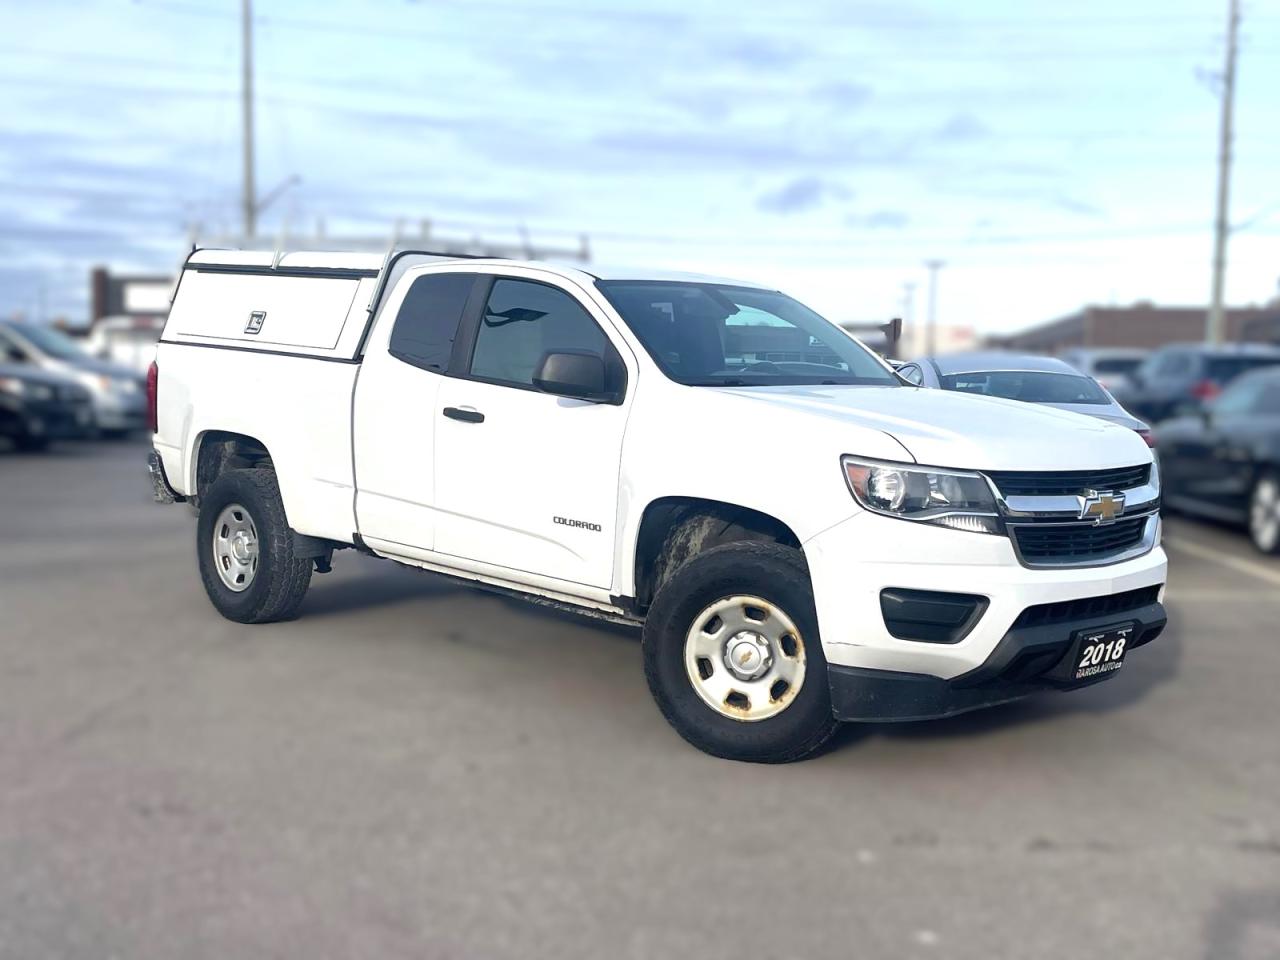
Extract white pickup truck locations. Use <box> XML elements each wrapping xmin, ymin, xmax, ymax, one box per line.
<box><xmin>148</xmin><ymin>248</ymin><xmax>1168</xmax><ymax>762</ymax></box>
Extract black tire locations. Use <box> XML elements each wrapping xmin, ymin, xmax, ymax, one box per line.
<box><xmin>1248</xmin><ymin>470</ymin><xmax>1280</xmax><ymax>555</ymax></box>
<box><xmin>643</xmin><ymin>541</ymin><xmax>839</xmax><ymax>763</ymax></box>
<box><xmin>13</xmin><ymin>432</ymin><xmax>50</xmax><ymax>452</ymax></box>
<box><xmin>197</xmin><ymin>468</ymin><xmax>312</xmax><ymax>623</ymax></box>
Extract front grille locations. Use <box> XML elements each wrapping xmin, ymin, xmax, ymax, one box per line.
<box><xmin>988</xmin><ymin>464</ymin><xmax>1150</xmax><ymax>497</ymax></box>
<box><xmin>1012</xmin><ymin>585</ymin><xmax>1162</xmax><ymax>630</ymax></box>
<box><xmin>1011</xmin><ymin>515</ymin><xmax>1149</xmax><ymax>563</ymax></box>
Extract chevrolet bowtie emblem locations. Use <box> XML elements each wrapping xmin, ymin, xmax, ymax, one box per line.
<box><xmin>1078</xmin><ymin>490</ymin><xmax>1125</xmax><ymax>525</ymax></box>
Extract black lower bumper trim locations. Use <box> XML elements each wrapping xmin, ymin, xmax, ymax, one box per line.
<box><xmin>829</xmin><ymin>599</ymin><xmax>1167</xmax><ymax>723</ymax></box>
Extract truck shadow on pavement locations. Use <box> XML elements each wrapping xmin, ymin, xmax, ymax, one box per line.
<box><xmin>301</xmin><ymin>559</ymin><xmax>1183</xmax><ymax>757</ymax></box>
<box><xmin>300</xmin><ymin>565</ymin><xmax>465</xmax><ymax>618</ymax></box>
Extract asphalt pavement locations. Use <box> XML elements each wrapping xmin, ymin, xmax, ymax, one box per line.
<box><xmin>2</xmin><ymin>439</ymin><xmax>1278</xmax><ymax>960</ymax></box>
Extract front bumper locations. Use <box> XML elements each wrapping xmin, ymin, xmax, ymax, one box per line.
<box><xmin>2</xmin><ymin>397</ymin><xmax>94</xmax><ymax>440</ymax></box>
<box><xmin>804</xmin><ymin>510</ymin><xmax>1168</xmax><ymax>680</ymax></box>
<box><xmin>828</xmin><ymin>596</ymin><xmax>1167</xmax><ymax>721</ymax></box>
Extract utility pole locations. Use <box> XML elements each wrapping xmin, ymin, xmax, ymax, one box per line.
<box><xmin>241</xmin><ymin>0</ymin><xmax>256</xmax><ymax>238</ymax></box>
<box><xmin>924</xmin><ymin>260</ymin><xmax>944</xmax><ymax>356</ymax></box>
<box><xmin>1206</xmin><ymin>0</ymin><xmax>1240</xmax><ymax>345</ymax></box>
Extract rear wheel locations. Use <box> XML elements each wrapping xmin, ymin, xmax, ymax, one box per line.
<box><xmin>643</xmin><ymin>541</ymin><xmax>838</xmax><ymax>763</ymax></box>
<box><xmin>1249</xmin><ymin>471</ymin><xmax>1280</xmax><ymax>555</ymax></box>
<box><xmin>197</xmin><ymin>468</ymin><xmax>312</xmax><ymax>623</ymax></box>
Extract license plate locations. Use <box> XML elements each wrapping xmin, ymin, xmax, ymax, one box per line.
<box><xmin>1072</xmin><ymin>623</ymin><xmax>1134</xmax><ymax>681</ymax></box>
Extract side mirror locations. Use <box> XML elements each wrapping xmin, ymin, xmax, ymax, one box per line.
<box><xmin>532</xmin><ymin>350</ymin><xmax>612</xmax><ymax>402</ymax></box>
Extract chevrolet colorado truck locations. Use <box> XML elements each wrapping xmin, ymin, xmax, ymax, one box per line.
<box><xmin>148</xmin><ymin>248</ymin><xmax>1168</xmax><ymax>762</ymax></box>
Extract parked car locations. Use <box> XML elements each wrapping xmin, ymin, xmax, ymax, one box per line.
<box><xmin>149</xmin><ymin>248</ymin><xmax>1166</xmax><ymax>763</ymax></box>
<box><xmin>83</xmin><ymin>314</ymin><xmax>164</xmax><ymax>375</ymax></box>
<box><xmin>896</xmin><ymin>352</ymin><xmax>1154</xmax><ymax>446</ymax></box>
<box><xmin>0</xmin><ymin>362</ymin><xmax>94</xmax><ymax>451</ymax></box>
<box><xmin>1157</xmin><ymin>366</ymin><xmax>1280</xmax><ymax>553</ymax></box>
<box><xmin>1110</xmin><ymin>343</ymin><xmax>1280</xmax><ymax>425</ymax></box>
<box><xmin>1058</xmin><ymin>347</ymin><xmax>1147</xmax><ymax>392</ymax></box>
<box><xmin>0</xmin><ymin>320</ymin><xmax>147</xmax><ymax>436</ymax></box>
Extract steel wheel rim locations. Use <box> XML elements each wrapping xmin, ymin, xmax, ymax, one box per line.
<box><xmin>684</xmin><ymin>595</ymin><xmax>806</xmax><ymax>722</ymax></box>
<box><xmin>1251</xmin><ymin>478</ymin><xmax>1280</xmax><ymax>551</ymax></box>
<box><xmin>212</xmin><ymin>503</ymin><xmax>259</xmax><ymax>592</ymax></box>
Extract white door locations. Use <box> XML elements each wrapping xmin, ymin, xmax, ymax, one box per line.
<box><xmin>353</xmin><ymin>271</ymin><xmax>479</xmax><ymax>551</ymax></box>
<box><xmin>433</xmin><ymin>276</ymin><xmax>631</xmax><ymax>589</ymax></box>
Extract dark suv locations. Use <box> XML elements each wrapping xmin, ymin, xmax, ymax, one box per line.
<box><xmin>1113</xmin><ymin>343</ymin><xmax>1280</xmax><ymax>424</ymax></box>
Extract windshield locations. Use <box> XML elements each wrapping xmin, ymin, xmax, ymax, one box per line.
<box><xmin>940</xmin><ymin>370</ymin><xmax>1111</xmax><ymax>405</ymax></box>
<box><xmin>6</xmin><ymin>322</ymin><xmax>88</xmax><ymax>361</ymax></box>
<box><xmin>595</xmin><ymin>281</ymin><xmax>898</xmax><ymax>387</ymax></box>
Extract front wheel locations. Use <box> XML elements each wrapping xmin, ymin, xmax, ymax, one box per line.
<box><xmin>643</xmin><ymin>541</ymin><xmax>838</xmax><ymax>763</ymax></box>
<box><xmin>197</xmin><ymin>468</ymin><xmax>312</xmax><ymax>623</ymax></box>
<box><xmin>1249</xmin><ymin>471</ymin><xmax>1280</xmax><ymax>555</ymax></box>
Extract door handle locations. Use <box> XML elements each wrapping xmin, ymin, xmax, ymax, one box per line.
<box><xmin>443</xmin><ymin>406</ymin><xmax>485</xmax><ymax>424</ymax></box>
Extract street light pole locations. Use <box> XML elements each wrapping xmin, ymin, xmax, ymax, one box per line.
<box><xmin>241</xmin><ymin>0</ymin><xmax>256</xmax><ymax>239</ymax></box>
<box><xmin>924</xmin><ymin>260</ymin><xmax>944</xmax><ymax>356</ymax></box>
<box><xmin>1206</xmin><ymin>0</ymin><xmax>1240</xmax><ymax>345</ymax></box>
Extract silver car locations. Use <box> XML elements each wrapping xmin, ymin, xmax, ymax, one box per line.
<box><xmin>896</xmin><ymin>351</ymin><xmax>1154</xmax><ymax>447</ymax></box>
<box><xmin>0</xmin><ymin>321</ymin><xmax>147</xmax><ymax>436</ymax></box>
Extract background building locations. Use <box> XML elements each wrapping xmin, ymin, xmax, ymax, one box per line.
<box><xmin>991</xmin><ymin>301</ymin><xmax>1280</xmax><ymax>354</ymax></box>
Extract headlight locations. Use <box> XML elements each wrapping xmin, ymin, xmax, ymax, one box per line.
<box><xmin>842</xmin><ymin>456</ymin><xmax>1001</xmax><ymax>534</ymax></box>
<box><xmin>0</xmin><ymin>376</ymin><xmax>25</xmax><ymax>395</ymax></box>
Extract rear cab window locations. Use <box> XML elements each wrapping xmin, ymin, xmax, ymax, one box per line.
<box><xmin>387</xmin><ymin>273</ymin><xmax>477</xmax><ymax>373</ymax></box>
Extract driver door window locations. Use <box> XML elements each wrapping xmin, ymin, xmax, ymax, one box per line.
<box><xmin>470</xmin><ymin>279</ymin><xmax>610</xmax><ymax>387</ymax></box>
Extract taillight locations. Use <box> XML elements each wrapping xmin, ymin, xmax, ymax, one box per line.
<box><xmin>1135</xmin><ymin>427</ymin><xmax>1157</xmax><ymax>448</ymax></box>
<box><xmin>146</xmin><ymin>360</ymin><xmax>159</xmax><ymax>433</ymax></box>
<box><xmin>1190</xmin><ymin>379</ymin><xmax>1221</xmax><ymax>401</ymax></box>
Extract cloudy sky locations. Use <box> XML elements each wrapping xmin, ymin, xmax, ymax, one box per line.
<box><xmin>2</xmin><ymin>0</ymin><xmax>1278</xmax><ymax>339</ymax></box>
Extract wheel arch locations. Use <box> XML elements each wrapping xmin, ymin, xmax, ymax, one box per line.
<box><xmin>191</xmin><ymin>429</ymin><xmax>275</xmax><ymax>503</ymax></box>
<box><xmin>629</xmin><ymin>496</ymin><xmax>803</xmax><ymax>613</ymax></box>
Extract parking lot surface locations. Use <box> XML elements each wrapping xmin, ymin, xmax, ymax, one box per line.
<box><xmin>2</xmin><ymin>440</ymin><xmax>1279</xmax><ymax>959</ymax></box>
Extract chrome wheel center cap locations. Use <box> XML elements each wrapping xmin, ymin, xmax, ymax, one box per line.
<box><xmin>725</xmin><ymin>632</ymin><xmax>772</xmax><ymax>680</ymax></box>
<box><xmin>231</xmin><ymin>532</ymin><xmax>253</xmax><ymax>563</ymax></box>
